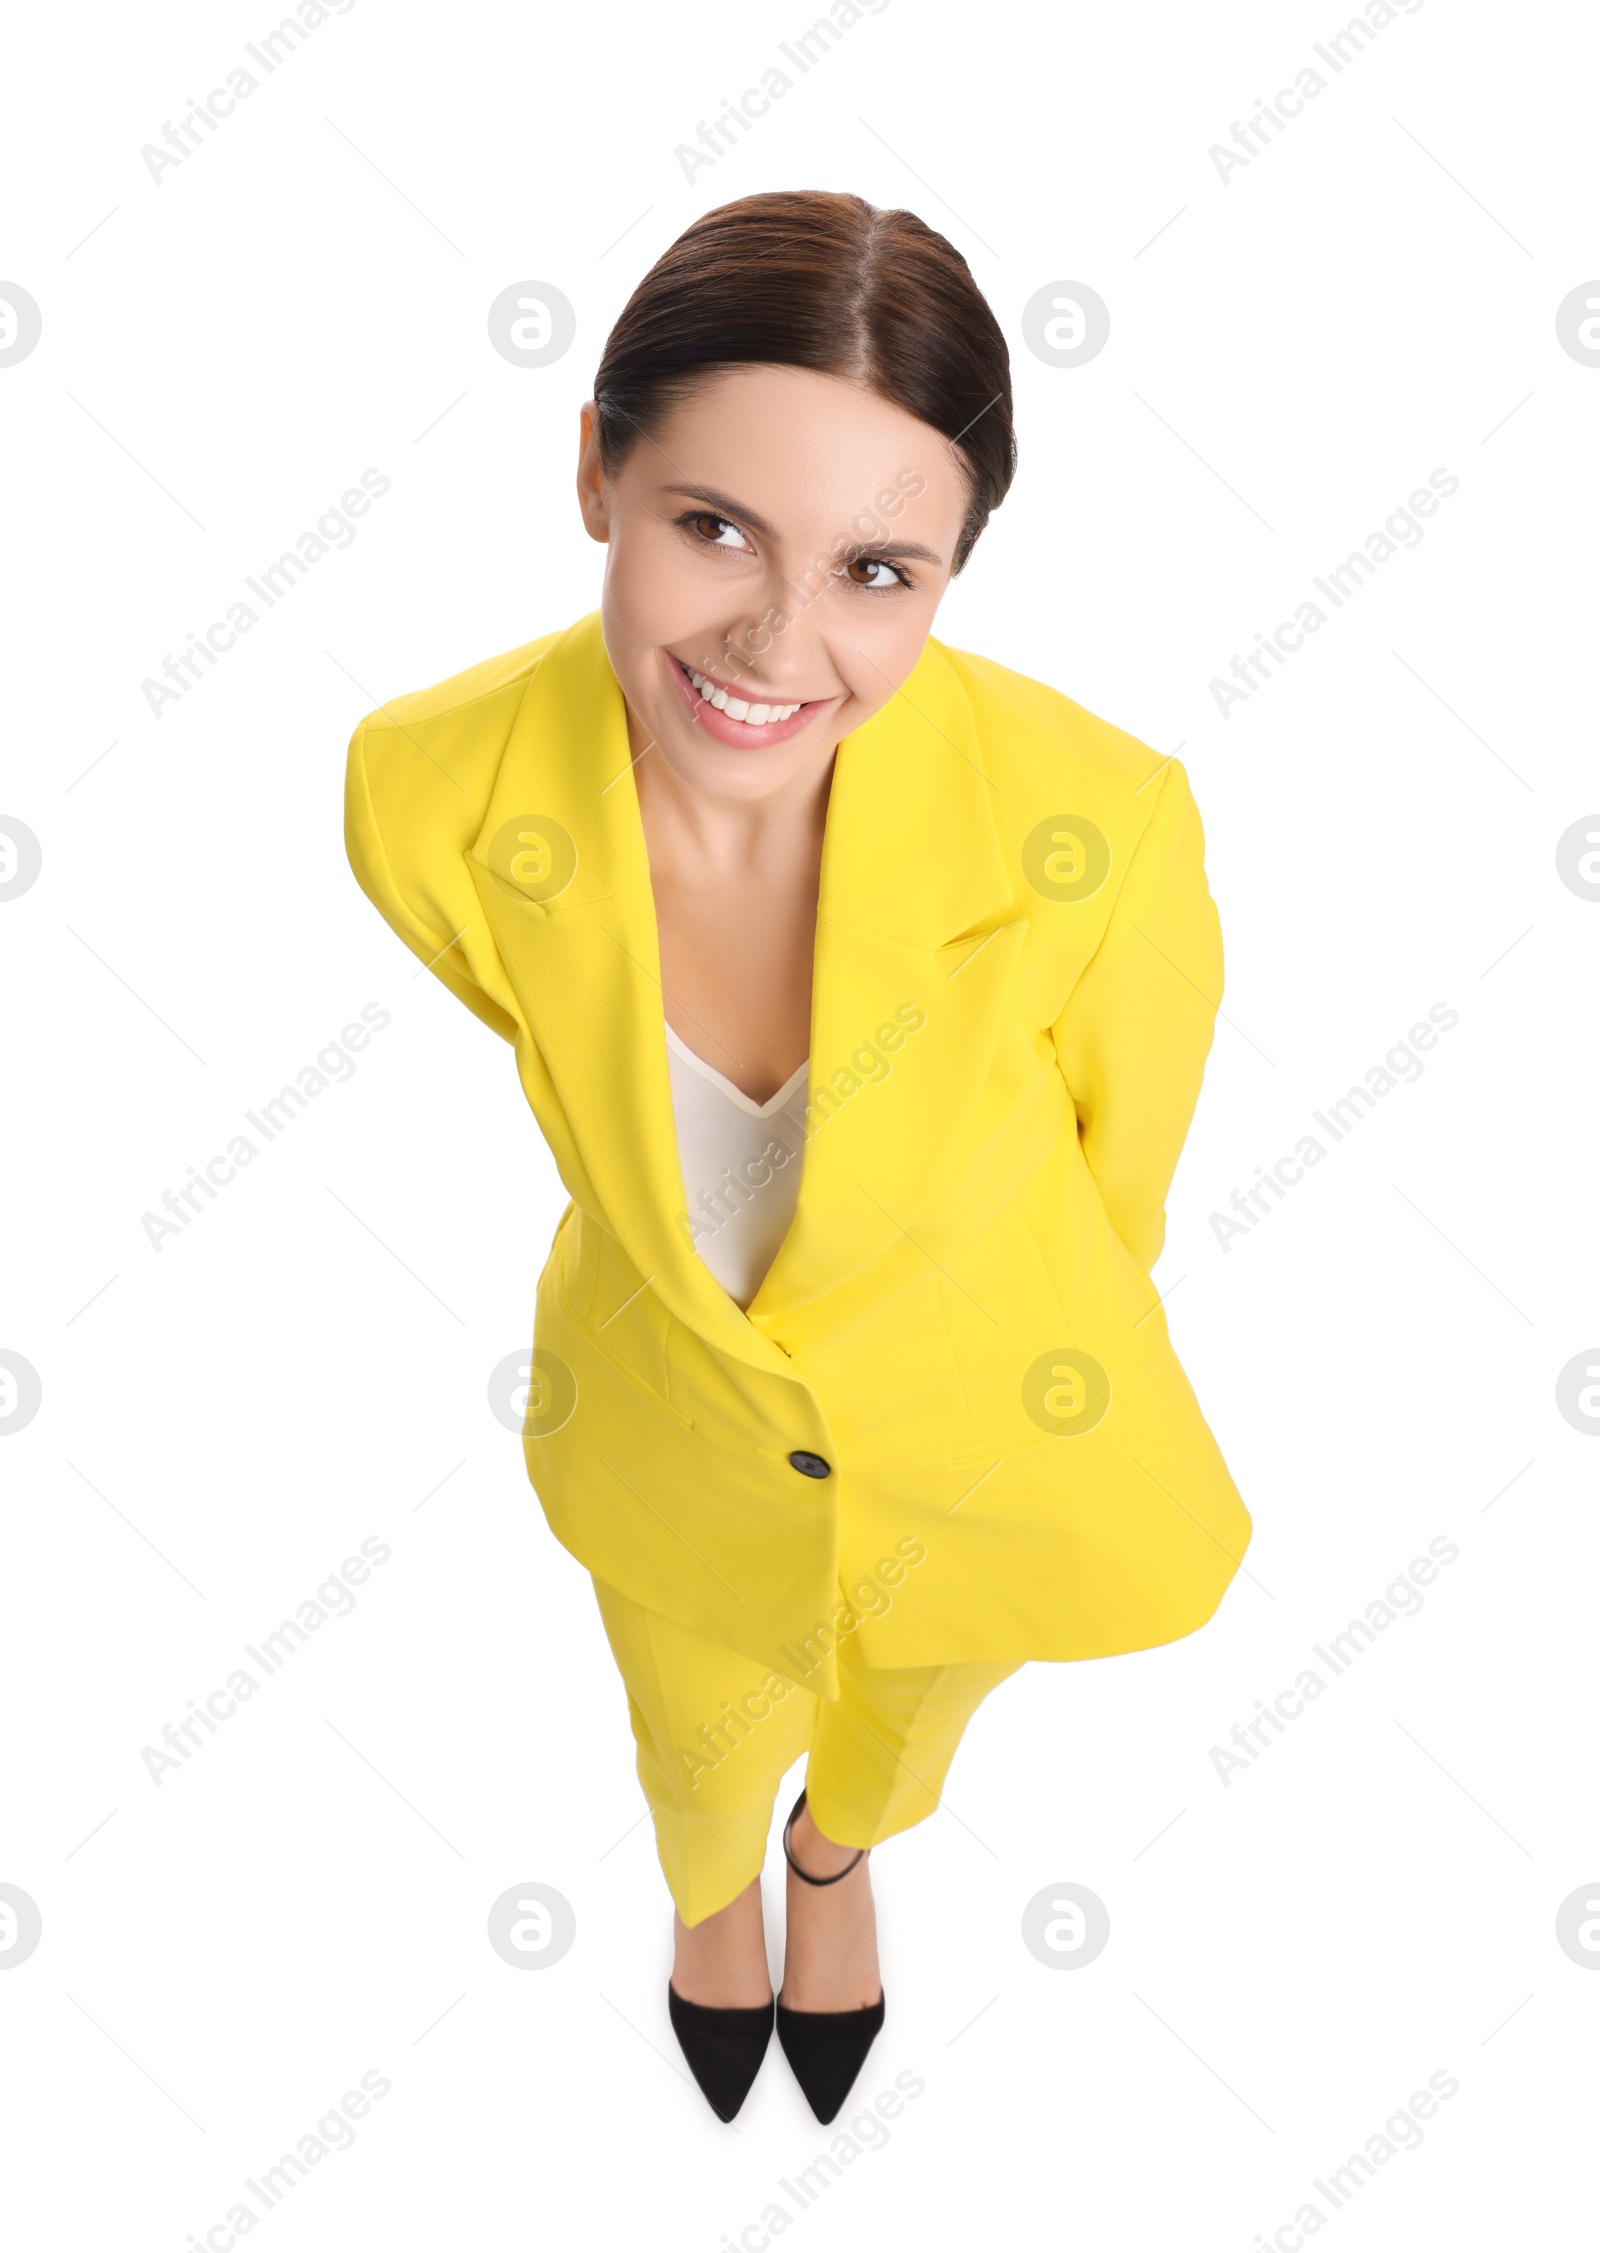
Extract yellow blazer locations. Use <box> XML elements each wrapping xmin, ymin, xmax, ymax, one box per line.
<box><xmin>344</xmin><ymin>609</ymin><xmax>1251</xmax><ymax>1691</ymax></box>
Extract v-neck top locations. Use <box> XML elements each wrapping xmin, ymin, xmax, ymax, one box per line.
<box><xmin>664</xmin><ymin>1023</ymin><xmax>810</xmax><ymax>1309</ymax></box>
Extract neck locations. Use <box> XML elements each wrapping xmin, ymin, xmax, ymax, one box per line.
<box><xmin>627</xmin><ymin>703</ymin><xmax>838</xmax><ymax>869</ymax></box>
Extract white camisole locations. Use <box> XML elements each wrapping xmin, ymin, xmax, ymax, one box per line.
<box><xmin>665</xmin><ymin>1022</ymin><xmax>809</xmax><ymax>1309</ymax></box>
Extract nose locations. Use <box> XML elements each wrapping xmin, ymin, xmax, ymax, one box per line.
<box><xmin>714</xmin><ymin>587</ymin><xmax>834</xmax><ymax>698</ymax></box>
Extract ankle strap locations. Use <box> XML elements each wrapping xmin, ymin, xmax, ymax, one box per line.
<box><xmin>782</xmin><ymin>1789</ymin><xmax>867</xmax><ymax>1886</ymax></box>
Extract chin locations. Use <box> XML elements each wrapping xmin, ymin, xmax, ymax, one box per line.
<box><xmin>659</xmin><ymin>730</ymin><xmax>802</xmax><ymax>799</ymax></box>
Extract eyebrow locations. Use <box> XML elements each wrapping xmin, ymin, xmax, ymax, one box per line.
<box><xmin>662</xmin><ymin>483</ymin><xmax>945</xmax><ymax>567</ymax></box>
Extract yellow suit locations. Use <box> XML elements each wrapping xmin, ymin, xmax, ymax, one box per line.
<box><xmin>344</xmin><ymin>609</ymin><xmax>1251</xmax><ymax>1703</ymax></box>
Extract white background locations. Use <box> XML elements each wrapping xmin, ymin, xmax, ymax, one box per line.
<box><xmin>3</xmin><ymin>0</ymin><xmax>1597</xmax><ymax>2245</ymax></box>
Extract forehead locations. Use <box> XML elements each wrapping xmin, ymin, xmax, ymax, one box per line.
<box><xmin>637</xmin><ymin>363</ymin><xmax>968</xmax><ymax>527</ymax></box>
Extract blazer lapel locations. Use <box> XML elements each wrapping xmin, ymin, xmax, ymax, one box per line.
<box><xmin>463</xmin><ymin>614</ymin><xmax>784</xmax><ymax>1378</ymax></box>
<box><xmin>463</xmin><ymin>612</ymin><xmax>1018</xmax><ymax>1375</ymax></box>
<box><xmin>745</xmin><ymin>635</ymin><xmax>1020</xmax><ymax>1323</ymax></box>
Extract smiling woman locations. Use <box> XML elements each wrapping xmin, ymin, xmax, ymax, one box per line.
<box><xmin>342</xmin><ymin>188</ymin><xmax>1250</xmax><ymax>2127</ymax></box>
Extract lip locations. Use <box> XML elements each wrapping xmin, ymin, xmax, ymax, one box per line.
<box><xmin>663</xmin><ymin>650</ymin><xmax>839</xmax><ymax>750</ymax></box>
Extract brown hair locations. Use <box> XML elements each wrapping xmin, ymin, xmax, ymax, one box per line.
<box><xmin>591</xmin><ymin>190</ymin><xmax>1015</xmax><ymax>573</ymax></box>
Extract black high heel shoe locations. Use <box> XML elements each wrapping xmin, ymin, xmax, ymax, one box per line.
<box><xmin>667</xmin><ymin>1982</ymin><xmax>775</xmax><ymax>2123</ymax></box>
<box><xmin>775</xmin><ymin>1789</ymin><xmax>886</xmax><ymax>2124</ymax></box>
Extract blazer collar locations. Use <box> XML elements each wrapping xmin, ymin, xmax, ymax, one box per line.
<box><xmin>464</xmin><ymin>610</ymin><xmax>1018</xmax><ymax>1378</ymax></box>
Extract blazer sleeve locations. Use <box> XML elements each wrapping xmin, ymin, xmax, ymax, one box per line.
<box><xmin>1051</xmin><ymin>758</ymin><xmax>1223</xmax><ymax>1272</ymax></box>
<box><xmin>343</xmin><ymin>715</ymin><xmax>522</xmax><ymax>1045</ymax></box>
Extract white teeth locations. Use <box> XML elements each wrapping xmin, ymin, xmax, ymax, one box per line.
<box><xmin>682</xmin><ymin>662</ymin><xmax>802</xmax><ymax>724</ymax></box>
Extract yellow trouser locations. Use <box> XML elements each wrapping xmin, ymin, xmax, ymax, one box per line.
<box><xmin>591</xmin><ymin>1576</ymin><xmax>1022</xmax><ymax>1927</ymax></box>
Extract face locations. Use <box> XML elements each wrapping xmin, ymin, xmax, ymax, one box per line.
<box><xmin>575</xmin><ymin>363</ymin><xmax>972</xmax><ymax>803</ymax></box>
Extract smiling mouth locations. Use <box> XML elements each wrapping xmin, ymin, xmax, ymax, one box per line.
<box><xmin>672</xmin><ymin>655</ymin><xmax>818</xmax><ymax>726</ymax></box>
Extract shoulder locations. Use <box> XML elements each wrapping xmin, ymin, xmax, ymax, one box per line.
<box><xmin>930</xmin><ymin>635</ymin><xmax>1199</xmax><ymax>857</ymax></box>
<box><xmin>345</xmin><ymin>625</ymin><xmax>570</xmax><ymax>889</ymax></box>
<box><xmin>352</xmin><ymin>626</ymin><xmax>564</xmax><ymax>756</ymax></box>
<box><xmin>343</xmin><ymin>626</ymin><xmax>569</xmax><ymax>961</ymax></box>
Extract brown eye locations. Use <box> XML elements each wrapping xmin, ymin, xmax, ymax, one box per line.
<box><xmin>844</xmin><ymin>555</ymin><xmax>904</xmax><ymax>589</ymax></box>
<box><xmin>687</xmin><ymin>510</ymin><xmax>746</xmax><ymax>547</ymax></box>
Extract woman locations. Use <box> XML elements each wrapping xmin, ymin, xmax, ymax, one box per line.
<box><xmin>343</xmin><ymin>190</ymin><xmax>1251</xmax><ymax>2124</ymax></box>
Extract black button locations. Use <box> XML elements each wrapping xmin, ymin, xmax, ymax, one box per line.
<box><xmin>788</xmin><ymin>1450</ymin><xmax>831</xmax><ymax>1479</ymax></box>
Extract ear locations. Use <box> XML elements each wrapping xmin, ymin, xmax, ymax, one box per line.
<box><xmin>575</xmin><ymin>401</ymin><xmax>611</xmax><ymax>544</ymax></box>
